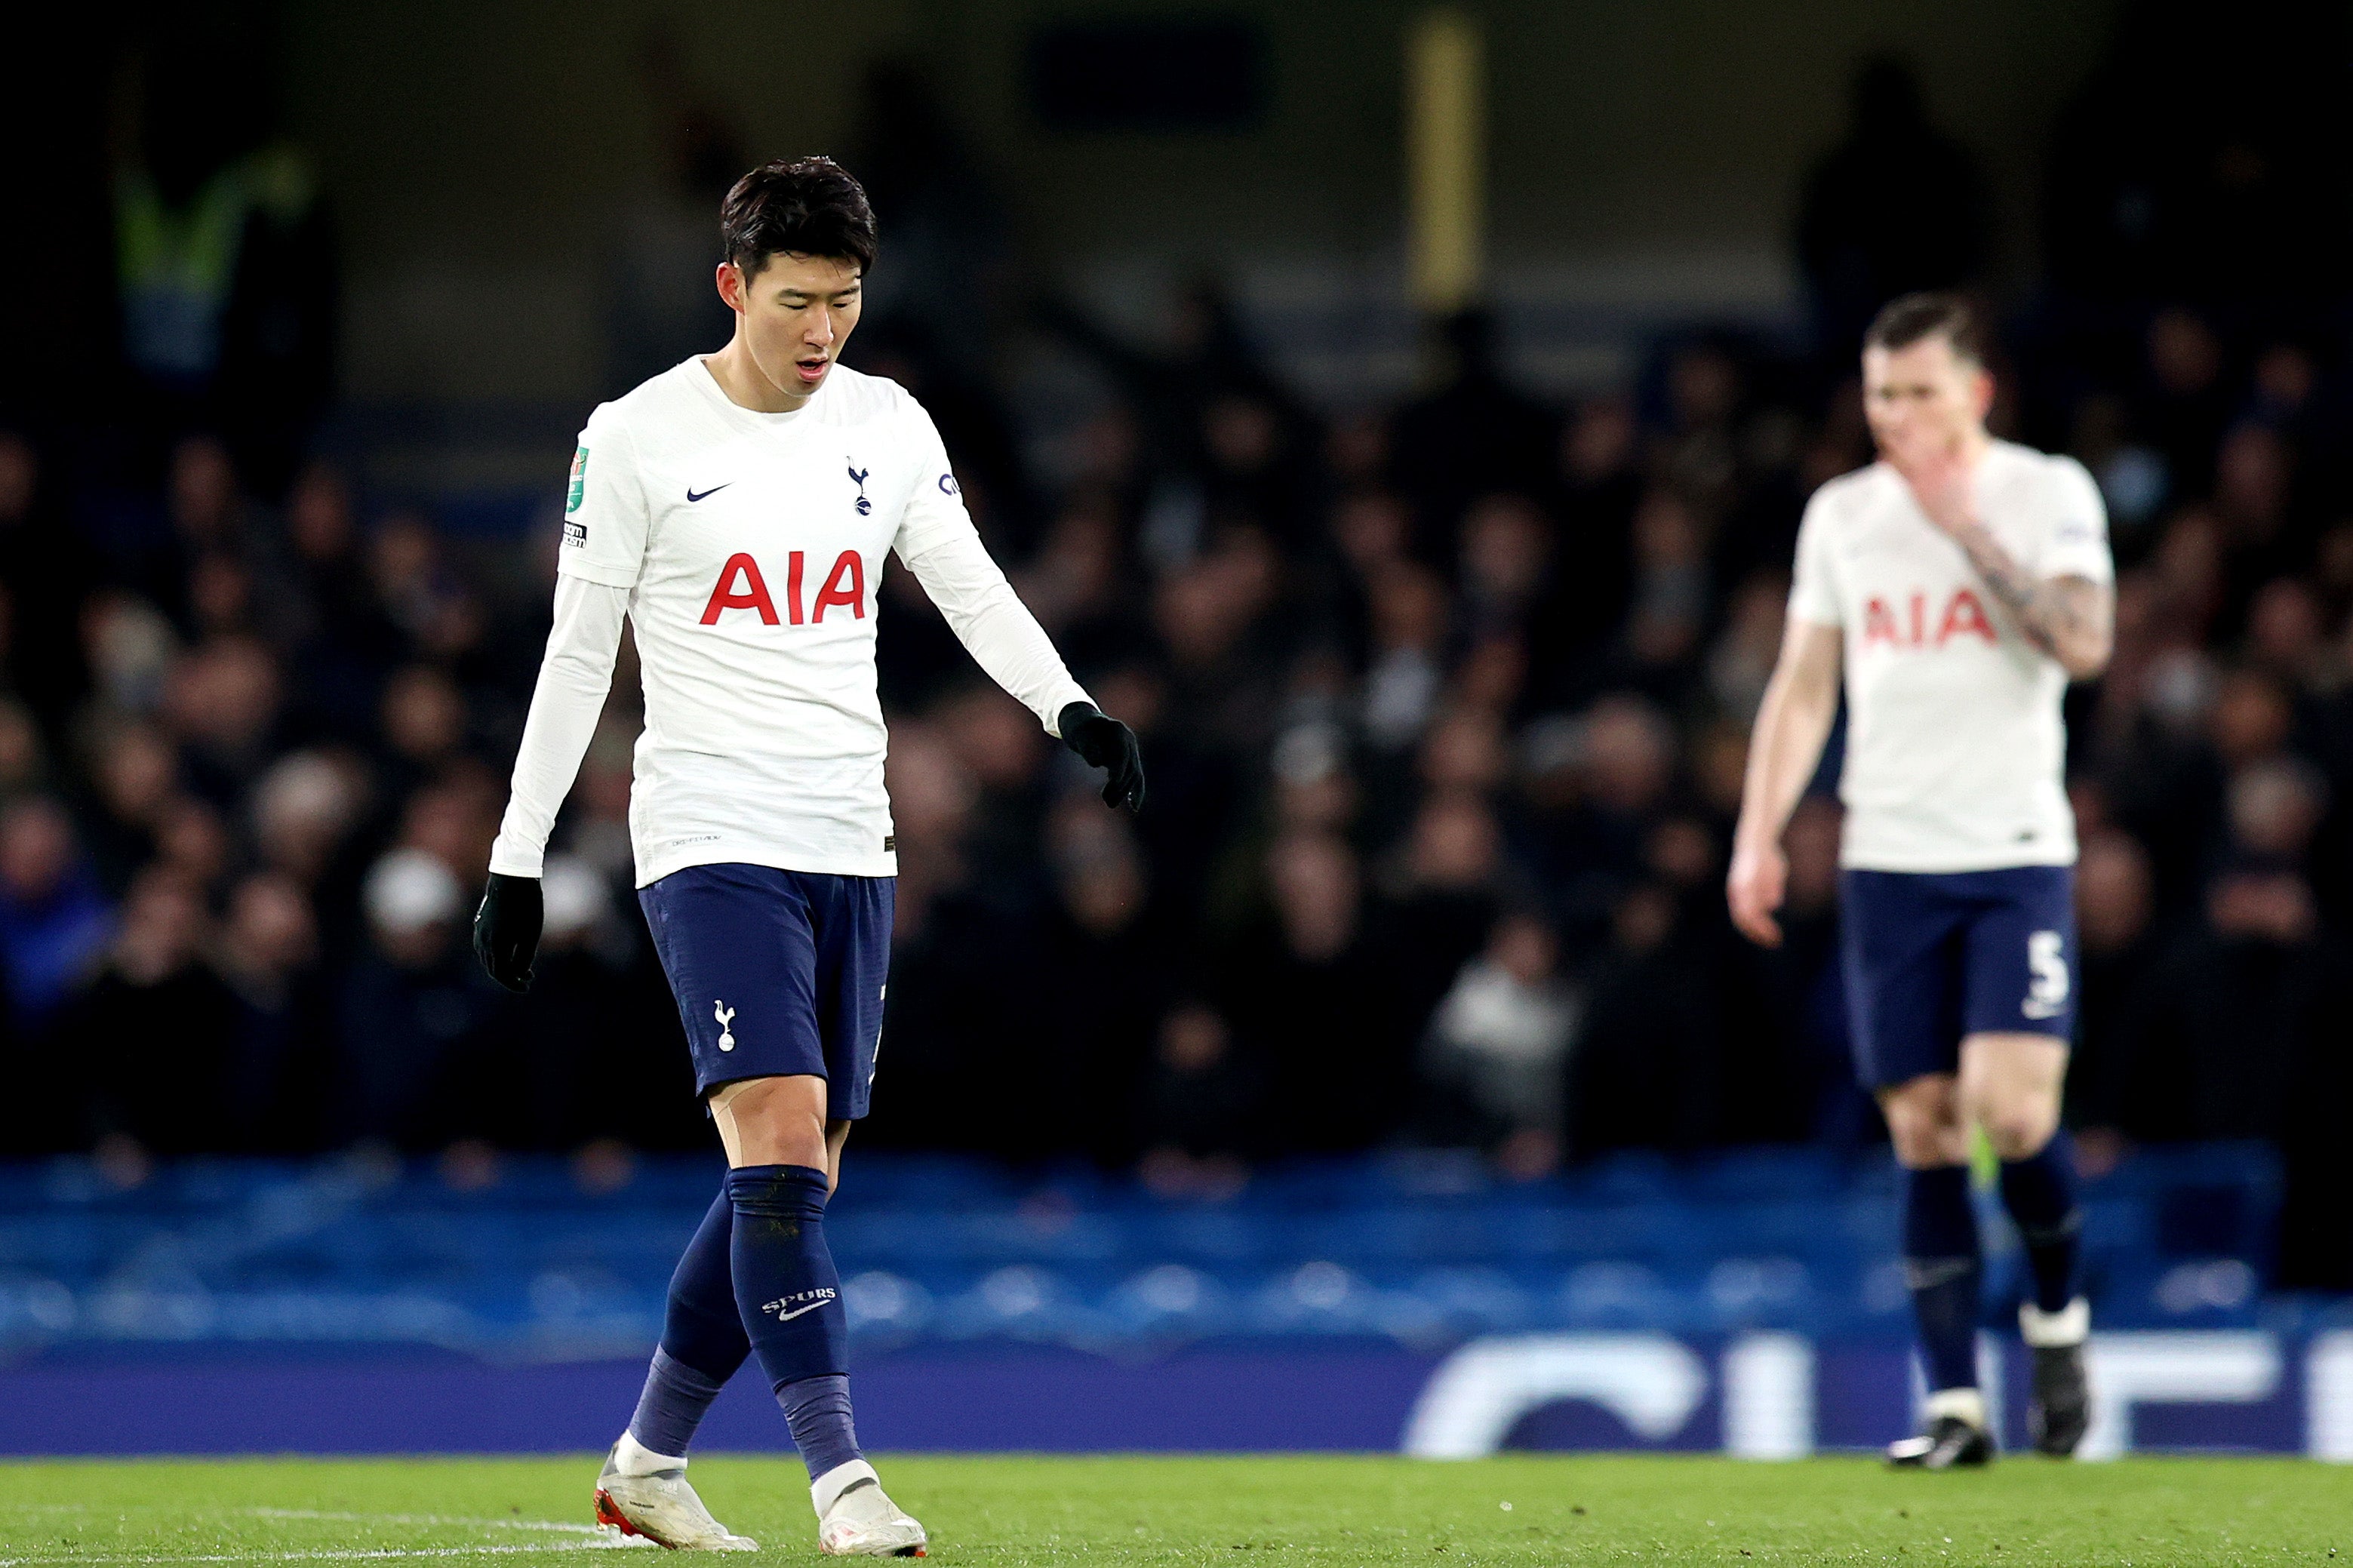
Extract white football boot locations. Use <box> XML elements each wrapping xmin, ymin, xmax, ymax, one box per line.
<box><xmin>593</xmin><ymin>1437</ymin><xmax>759</xmax><ymax>1551</ymax></box>
<box><xmin>813</xmin><ymin>1459</ymin><xmax>927</xmax><ymax>1557</ymax></box>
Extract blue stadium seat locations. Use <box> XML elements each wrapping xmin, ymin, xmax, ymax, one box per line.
<box><xmin>0</xmin><ymin>1144</ymin><xmax>2290</xmax><ymax>1359</ymax></box>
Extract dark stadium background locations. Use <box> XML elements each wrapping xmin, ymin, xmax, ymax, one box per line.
<box><xmin>0</xmin><ymin>0</ymin><xmax>2349</xmax><ymax>1457</ymax></box>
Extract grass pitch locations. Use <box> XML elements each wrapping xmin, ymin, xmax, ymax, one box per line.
<box><xmin>0</xmin><ymin>1453</ymin><xmax>2345</xmax><ymax>1565</ymax></box>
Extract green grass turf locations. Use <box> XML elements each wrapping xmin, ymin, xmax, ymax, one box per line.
<box><xmin>0</xmin><ymin>1454</ymin><xmax>2346</xmax><ymax>1566</ymax></box>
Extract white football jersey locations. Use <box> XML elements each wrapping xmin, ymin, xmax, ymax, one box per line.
<box><xmin>1787</xmin><ymin>440</ymin><xmax>2112</xmax><ymax>873</ymax></box>
<box><xmin>540</xmin><ymin>358</ymin><xmax>1088</xmax><ymax>887</ymax></box>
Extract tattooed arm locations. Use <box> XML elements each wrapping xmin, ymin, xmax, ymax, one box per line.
<box><xmin>1895</xmin><ymin>444</ymin><xmax>2114</xmax><ymax>679</ymax></box>
<box><xmin>1940</xmin><ymin>521</ymin><xmax>2112</xmax><ymax>678</ymax></box>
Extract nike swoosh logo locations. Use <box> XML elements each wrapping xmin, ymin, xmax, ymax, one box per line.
<box><xmin>771</xmin><ymin>1300</ymin><xmax>830</xmax><ymax>1322</ymax></box>
<box><xmin>686</xmin><ymin>484</ymin><xmax>731</xmax><ymax>503</ymax></box>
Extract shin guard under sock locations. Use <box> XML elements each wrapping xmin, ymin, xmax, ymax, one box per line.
<box><xmin>626</xmin><ymin>1182</ymin><xmax>751</xmax><ymax>1459</ymax></box>
<box><xmin>1902</xmin><ymin>1164</ymin><xmax>1983</xmax><ymax>1396</ymax></box>
<box><xmin>1999</xmin><ymin>1131</ymin><xmax>2084</xmax><ymax>1314</ymax></box>
<box><xmin>727</xmin><ymin>1164</ymin><xmax>850</xmax><ymax>1394</ymax></box>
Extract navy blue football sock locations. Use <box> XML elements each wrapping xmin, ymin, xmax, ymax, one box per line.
<box><xmin>780</xmin><ymin>1373</ymin><xmax>864</xmax><ymax>1483</ymax></box>
<box><xmin>626</xmin><ymin>1182</ymin><xmax>750</xmax><ymax>1458</ymax></box>
<box><xmin>1999</xmin><ymin>1131</ymin><xmax>2083</xmax><ymax>1314</ymax></box>
<box><xmin>663</xmin><ymin>1182</ymin><xmax>756</xmax><ymax>1379</ymax></box>
<box><xmin>627</xmin><ymin>1348</ymin><xmax>725</xmax><ymax>1462</ymax></box>
<box><xmin>727</xmin><ymin>1164</ymin><xmax>850</xmax><ymax>1395</ymax></box>
<box><xmin>1903</xmin><ymin>1164</ymin><xmax>1983</xmax><ymax>1394</ymax></box>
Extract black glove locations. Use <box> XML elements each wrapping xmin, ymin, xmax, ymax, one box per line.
<box><xmin>1058</xmin><ymin>701</ymin><xmax>1146</xmax><ymax>813</ymax></box>
<box><xmin>473</xmin><ymin>872</ymin><xmax>544</xmax><ymax>993</ymax></box>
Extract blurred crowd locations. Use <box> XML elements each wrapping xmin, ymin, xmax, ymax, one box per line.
<box><xmin>2</xmin><ymin>5</ymin><xmax>2349</xmax><ymax>1292</ymax></box>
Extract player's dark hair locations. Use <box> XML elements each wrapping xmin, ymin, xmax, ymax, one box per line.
<box><xmin>1864</xmin><ymin>292</ymin><xmax>1988</xmax><ymax>367</ymax></box>
<box><xmin>720</xmin><ymin>157</ymin><xmax>878</xmax><ymax>279</ymax></box>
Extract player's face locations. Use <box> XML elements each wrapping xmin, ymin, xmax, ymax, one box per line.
<box><xmin>1862</xmin><ymin>335</ymin><xmax>1992</xmax><ymax>462</ymax></box>
<box><xmin>720</xmin><ymin>252</ymin><xmax>864</xmax><ymax>400</ymax></box>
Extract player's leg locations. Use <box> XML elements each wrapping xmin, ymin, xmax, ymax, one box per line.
<box><xmin>712</xmin><ymin>1082</ymin><xmax>917</xmax><ymax>1557</ymax></box>
<box><xmin>607</xmin><ymin>861</ymin><xmax>838</xmax><ymax>1544</ymax></box>
<box><xmin>709</xmin><ymin>871</ymin><xmax>919</xmax><ymax>1557</ymax></box>
<box><xmin>707</xmin><ymin>1072</ymin><xmax>866</xmax><ymax>1518</ymax></box>
<box><xmin>595</xmin><ymin>1182</ymin><xmax>761</xmax><ymax>1548</ymax></box>
<box><xmin>706</xmin><ymin>1073</ymin><xmax>867</xmax><ymax>1495</ymax></box>
<box><xmin>1960</xmin><ymin>866</ymin><xmax>2089</xmax><ymax>1455</ymax></box>
<box><xmin>1878</xmin><ymin>1071</ymin><xmax>1992</xmax><ymax>1465</ymax></box>
<box><xmin>794</xmin><ymin>872</ymin><xmax>921</xmax><ymax>1555</ymax></box>
<box><xmin>628</xmin><ymin>1188</ymin><xmax>751</xmax><ymax>1460</ymax></box>
<box><xmin>1959</xmin><ymin>1030</ymin><xmax>2075</xmax><ymax>1311</ymax></box>
<box><xmin>1841</xmin><ymin>870</ymin><xmax>1992</xmax><ymax>1469</ymax></box>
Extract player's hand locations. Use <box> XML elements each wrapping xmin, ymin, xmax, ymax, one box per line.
<box><xmin>1057</xmin><ymin>701</ymin><xmax>1146</xmax><ymax>813</ymax></box>
<box><xmin>1890</xmin><ymin>433</ymin><xmax>1978</xmax><ymax>538</ymax></box>
<box><xmin>473</xmin><ymin>872</ymin><xmax>544</xmax><ymax>992</ymax></box>
<box><xmin>1725</xmin><ymin>839</ymin><xmax>1787</xmax><ymax>948</ymax></box>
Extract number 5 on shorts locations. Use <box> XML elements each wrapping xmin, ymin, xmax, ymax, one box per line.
<box><xmin>2022</xmin><ymin>929</ymin><xmax>2068</xmax><ymax>1021</ymax></box>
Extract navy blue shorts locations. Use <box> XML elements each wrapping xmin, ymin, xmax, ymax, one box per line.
<box><xmin>637</xmin><ymin>864</ymin><xmax>894</xmax><ymax>1115</ymax></box>
<box><xmin>1838</xmin><ymin>865</ymin><xmax>2075</xmax><ymax>1091</ymax></box>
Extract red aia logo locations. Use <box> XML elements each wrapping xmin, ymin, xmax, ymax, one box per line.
<box><xmin>1862</xmin><ymin>587</ymin><xmax>1995</xmax><ymax>649</ymax></box>
<box><xmin>700</xmin><ymin>551</ymin><xmax>866</xmax><ymax>626</ymax></box>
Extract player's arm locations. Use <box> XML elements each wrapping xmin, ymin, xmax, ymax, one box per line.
<box><xmin>475</xmin><ymin>577</ymin><xmax>630</xmax><ymax>990</ymax></box>
<box><xmin>1727</xmin><ymin>619</ymin><xmax>1842</xmax><ymax>948</ymax></box>
<box><xmin>893</xmin><ymin>414</ymin><xmax>1143</xmax><ymax>810</ymax></box>
<box><xmin>1896</xmin><ymin>448</ymin><xmax>2113</xmax><ymax>678</ymax></box>
<box><xmin>477</xmin><ymin>414</ymin><xmax>650</xmax><ymax>992</ymax></box>
<box><xmin>1943</xmin><ymin>531</ymin><xmax>2112</xmax><ymax>678</ymax></box>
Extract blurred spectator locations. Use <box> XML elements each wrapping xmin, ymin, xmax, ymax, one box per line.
<box><xmin>1706</xmin><ymin>573</ymin><xmax>1789</xmax><ymax>726</ymax></box>
<box><xmin>164</xmin><ymin>633</ymin><xmax>283</xmax><ymax>804</ymax></box>
<box><xmin>1389</xmin><ymin>309</ymin><xmax>1556</xmax><ymax>540</ymax></box>
<box><xmin>510</xmin><ymin>853</ymin><xmax>694</xmax><ymax>1154</ymax></box>
<box><xmin>1137</xmin><ymin>1002</ymin><xmax>1256</xmax><ymax>1200</ymax></box>
<box><xmin>1796</xmin><ymin>57</ymin><xmax>1992</xmax><ymax>356</ymax></box>
<box><xmin>0</xmin><ymin>699</ymin><xmax>47</xmax><ymax>797</ymax></box>
<box><xmin>380</xmin><ymin>665</ymin><xmax>473</xmax><ymax>793</ymax></box>
<box><xmin>2066</xmin><ymin>829</ymin><xmax>2164</xmax><ymax>1164</ymax></box>
<box><xmin>2138</xmin><ymin>309</ymin><xmax>2229</xmax><ymax>503</ymax></box>
<box><xmin>69</xmin><ymin>868</ymin><xmax>238</xmax><ymax>1158</ymax></box>
<box><xmin>1456</xmin><ymin>496</ymin><xmax>1550</xmax><ymax>642</ymax></box>
<box><xmin>1420</xmin><ymin>911</ymin><xmax>1578</xmax><ymax>1178</ymax></box>
<box><xmin>607</xmin><ymin>29</ymin><xmax>750</xmax><ymax>389</ymax></box>
<box><xmin>1360</xmin><ymin>565</ymin><xmax>1448</xmax><ymax>751</ymax></box>
<box><xmin>1568</xmin><ymin>881</ymin><xmax>1727</xmax><ymax>1157</ymax></box>
<box><xmin>2125</xmin><ymin>865</ymin><xmax>2339</xmax><ymax>1145</ymax></box>
<box><xmin>82</xmin><ymin>592</ymin><xmax>178</xmax><ymax>718</ymax></box>
<box><xmin>1035</xmin><ymin>801</ymin><xmax>1166</xmax><ymax>1163</ymax></box>
<box><xmin>112</xmin><ymin>18</ymin><xmax>335</xmax><ymax>485</ymax></box>
<box><xmin>1755</xmin><ymin>796</ymin><xmax>1861</xmax><ymax>1143</ymax></box>
<box><xmin>336</xmin><ymin>848</ymin><xmax>509</xmax><ymax>1148</ymax></box>
<box><xmin>154</xmin><ymin>795</ymin><xmax>232</xmax><ymax>893</ymax></box>
<box><xmin>1620</xmin><ymin>491</ymin><xmax>1709</xmax><ymax>679</ymax></box>
<box><xmin>1380</xmin><ymin>792</ymin><xmax>1508</xmax><ymax>1033</ymax></box>
<box><xmin>80</xmin><ymin>721</ymin><xmax>178</xmax><ymax>893</ymax></box>
<box><xmin>0</xmin><ymin>796</ymin><xmax>112</xmax><ymax>1035</ymax></box>
<box><xmin>1220</xmin><ymin>834</ymin><xmax>1403</xmax><ymax>1152</ymax></box>
<box><xmin>214</xmin><ymin>871</ymin><xmax>328</xmax><ymax>1151</ymax></box>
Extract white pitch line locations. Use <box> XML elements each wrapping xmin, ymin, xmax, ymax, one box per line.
<box><xmin>0</xmin><ymin>1504</ymin><xmax>645</xmax><ymax>1563</ymax></box>
<box><xmin>250</xmin><ymin>1511</ymin><xmax>604</xmax><ymax>1537</ymax></box>
<box><xmin>3</xmin><ymin>1544</ymin><xmax>650</xmax><ymax>1563</ymax></box>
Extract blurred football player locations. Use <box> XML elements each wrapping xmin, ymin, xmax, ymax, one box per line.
<box><xmin>1728</xmin><ymin>293</ymin><xmax>2111</xmax><ymax>1468</ymax></box>
<box><xmin>474</xmin><ymin>156</ymin><xmax>1143</xmax><ymax>1554</ymax></box>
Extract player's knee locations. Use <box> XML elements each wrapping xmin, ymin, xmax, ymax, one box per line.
<box><xmin>1887</xmin><ymin>1120</ymin><xmax>1963</xmax><ymax>1168</ymax></box>
<box><xmin>748</xmin><ymin>1098</ymin><xmax>826</xmax><ymax>1148</ymax></box>
<box><xmin>1881</xmin><ymin>1087</ymin><xmax>1964</xmax><ymax>1168</ymax></box>
<box><xmin>715</xmin><ymin>1075</ymin><xmax>831</xmax><ymax>1169</ymax></box>
<box><xmin>1978</xmin><ymin>1099</ymin><xmax>2058</xmax><ymax>1162</ymax></box>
